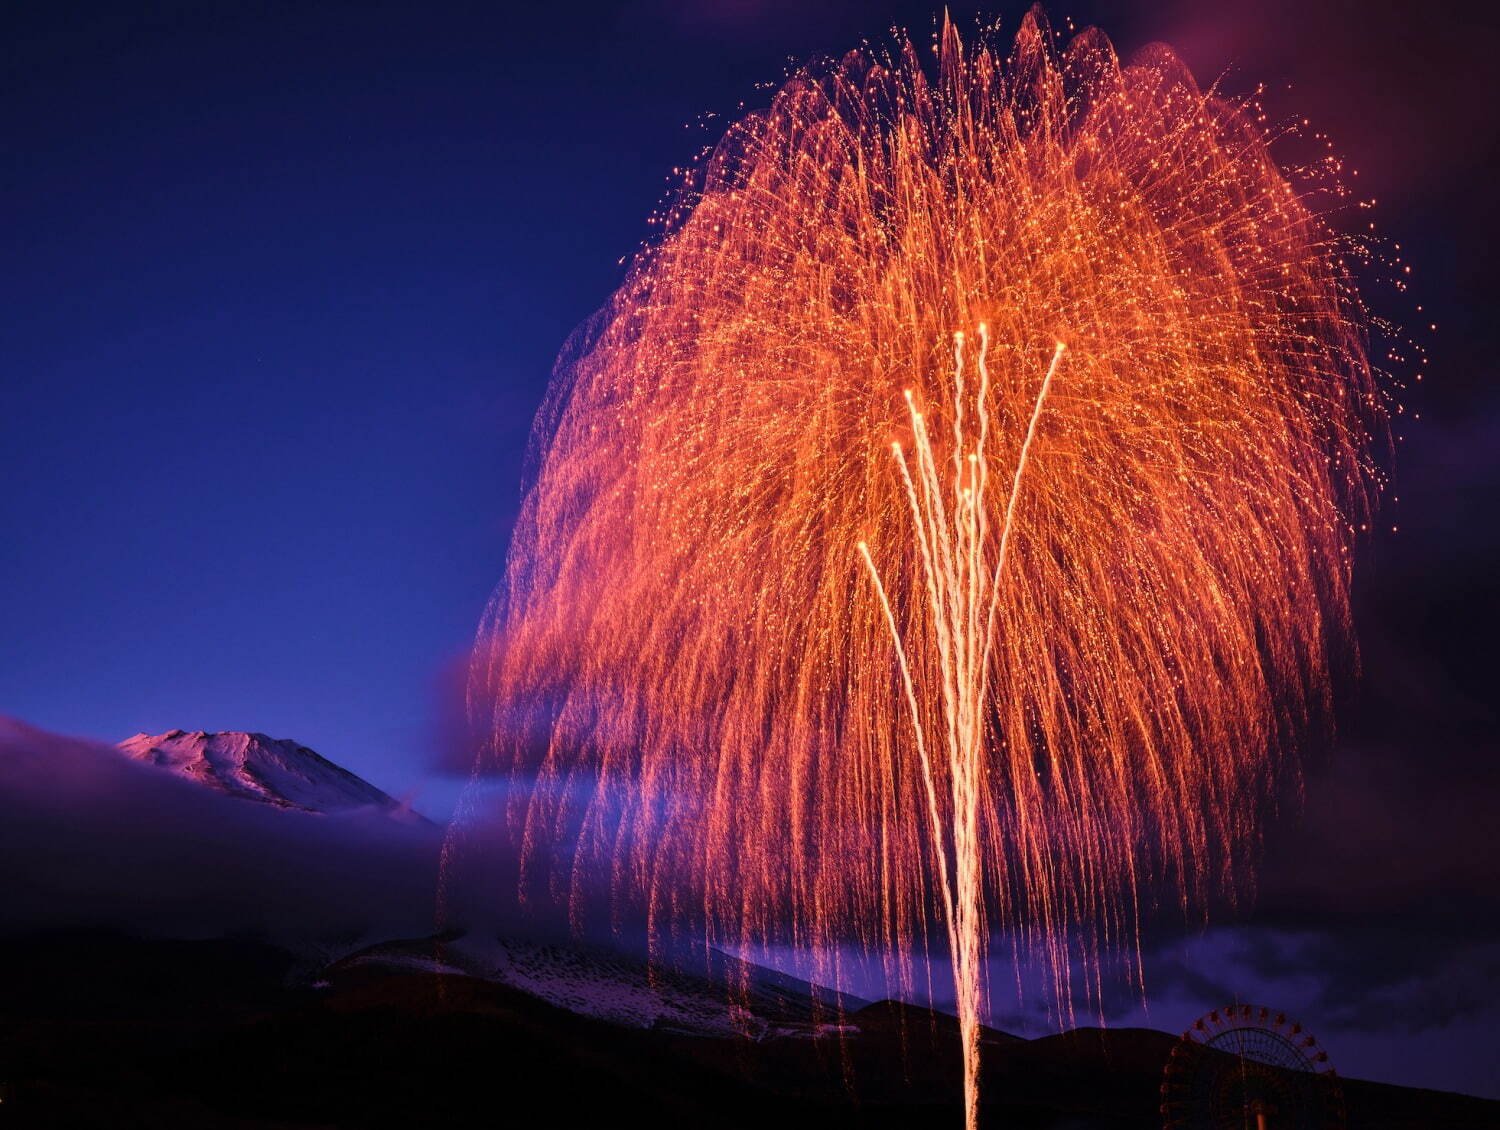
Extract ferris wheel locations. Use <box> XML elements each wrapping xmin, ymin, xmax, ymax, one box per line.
<box><xmin>1160</xmin><ymin>1004</ymin><xmax>1345</xmax><ymax>1130</ymax></box>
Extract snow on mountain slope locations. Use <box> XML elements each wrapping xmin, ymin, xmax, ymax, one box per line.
<box><xmin>118</xmin><ymin>729</ymin><xmax>420</xmax><ymax>819</ymax></box>
<box><xmin>328</xmin><ymin>932</ymin><xmax>867</xmax><ymax>1039</ymax></box>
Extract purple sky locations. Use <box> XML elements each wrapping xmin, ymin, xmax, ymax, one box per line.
<box><xmin>2</xmin><ymin>0</ymin><xmax>1496</xmax><ymax>1101</ymax></box>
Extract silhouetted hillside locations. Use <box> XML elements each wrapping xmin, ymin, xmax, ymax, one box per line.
<box><xmin>0</xmin><ymin>931</ymin><xmax>1495</xmax><ymax>1128</ymax></box>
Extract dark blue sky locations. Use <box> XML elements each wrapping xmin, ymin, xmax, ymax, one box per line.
<box><xmin>5</xmin><ymin>0</ymin><xmax>993</xmax><ymax>811</ymax></box>
<box><xmin>2</xmin><ymin>0</ymin><xmax>1484</xmax><ymax>805</ymax></box>
<box><xmin>3</xmin><ymin>0</ymin><xmax>1498</xmax><ymax>1095</ymax></box>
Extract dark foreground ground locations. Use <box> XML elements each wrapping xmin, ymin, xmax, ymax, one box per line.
<box><xmin>0</xmin><ymin>931</ymin><xmax>1494</xmax><ymax>1129</ymax></box>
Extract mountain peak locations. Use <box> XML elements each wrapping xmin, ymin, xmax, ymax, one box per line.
<box><xmin>118</xmin><ymin>729</ymin><xmax>418</xmax><ymax>819</ymax></box>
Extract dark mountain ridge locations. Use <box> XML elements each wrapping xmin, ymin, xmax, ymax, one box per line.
<box><xmin>0</xmin><ymin>929</ymin><xmax>1494</xmax><ymax>1129</ymax></box>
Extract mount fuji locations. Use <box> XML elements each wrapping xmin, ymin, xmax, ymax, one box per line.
<box><xmin>118</xmin><ymin>729</ymin><xmax>424</xmax><ymax>821</ymax></box>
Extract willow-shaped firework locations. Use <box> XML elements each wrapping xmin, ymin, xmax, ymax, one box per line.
<box><xmin>455</xmin><ymin>9</ymin><xmax>1382</xmax><ymax>1127</ymax></box>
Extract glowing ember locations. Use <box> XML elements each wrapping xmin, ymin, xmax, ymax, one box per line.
<box><xmin>452</xmin><ymin>10</ymin><xmax>1383</xmax><ymax>1127</ymax></box>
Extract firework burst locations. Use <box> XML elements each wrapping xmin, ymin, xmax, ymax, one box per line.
<box><xmin>451</xmin><ymin>9</ymin><xmax>1384</xmax><ymax>1126</ymax></box>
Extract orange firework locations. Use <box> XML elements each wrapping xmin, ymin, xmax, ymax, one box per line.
<box><xmin>453</xmin><ymin>10</ymin><xmax>1383</xmax><ymax>1127</ymax></box>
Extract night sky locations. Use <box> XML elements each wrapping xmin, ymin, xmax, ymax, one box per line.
<box><xmin>3</xmin><ymin>0</ymin><xmax>1497</xmax><ymax>1100</ymax></box>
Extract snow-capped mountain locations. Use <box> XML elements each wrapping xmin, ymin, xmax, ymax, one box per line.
<box><xmin>118</xmin><ymin>729</ymin><xmax>420</xmax><ymax>819</ymax></box>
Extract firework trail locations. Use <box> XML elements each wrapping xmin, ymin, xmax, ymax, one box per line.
<box><xmin>449</xmin><ymin>9</ymin><xmax>1384</xmax><ymax>1126</ymax></box>
<box><xmin>857</xmin><ymin>329</ymin><xmax>1066</xmax><ymax>1127</ymax></box>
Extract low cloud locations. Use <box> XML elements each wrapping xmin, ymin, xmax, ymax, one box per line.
<box><xmin>0</xmin><ymin>717</ymin><xmax>446</xmax><ymax>942</ymax></box>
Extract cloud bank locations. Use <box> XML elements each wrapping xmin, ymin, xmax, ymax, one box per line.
<box><xmin>0</xmin><ymin>717</ymin><xmax>445</xmax><ymax>942</ymax></box>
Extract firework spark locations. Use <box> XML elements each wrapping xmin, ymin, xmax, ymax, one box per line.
<box><xmin>450</xmin><ymin>10</ymin><xmax>1383</xmax><ymax>1127</ymax></box>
